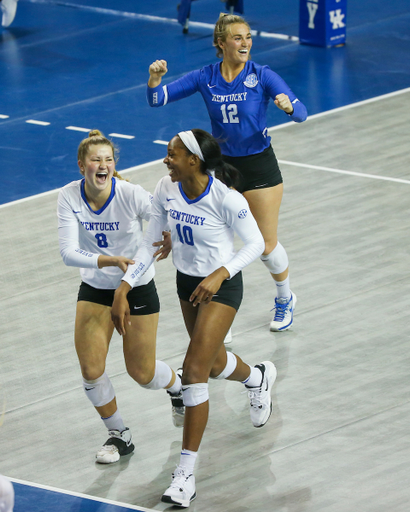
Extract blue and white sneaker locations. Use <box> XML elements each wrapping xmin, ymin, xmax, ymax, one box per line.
<box><xmin>270</xmin><ymin>293</ymin><xmax>296</xmax><ymax>332</ymax></box>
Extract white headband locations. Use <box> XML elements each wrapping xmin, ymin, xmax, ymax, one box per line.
<box><xmin>178</xmin><ymin>131</ymin><xmax>205</xmax><ymax>162</ymax></box>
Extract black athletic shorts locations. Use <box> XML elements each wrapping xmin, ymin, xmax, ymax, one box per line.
<box><xmin>77</xmin><ymin>279</ymin><xmax>160</xmax><ymax>315</ymax></box>
<box><xmin>176</xmin><ymin>270</ymin><xmax>243</xmax><ymax>311</ymax></box>
<box><xmin>222</xmin><ymin>145</ymin><xmax>283</xmax><ymax>193</ymax></box>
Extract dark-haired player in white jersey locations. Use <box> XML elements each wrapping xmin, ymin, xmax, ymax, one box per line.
<box><xmin>147</xmin><ymin>13</ymin><xmax>308</xmax><ymax>333</ymax></box>
<box><xmin>57</xmin><ymin>130</ymin><xmax>184</xmax><ymax>465</ymax></box>
<box><xmin>112</xmin><ymin>129</ymin><xmax>277</xmax><ymax>508</ymax></box>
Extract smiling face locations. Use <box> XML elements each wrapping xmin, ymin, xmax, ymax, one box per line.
<box><xmin>163</xmin><ymin>136</ymin><xmax>196</xmax><ymax>183</ymax></box>
<box><xmin>218</xmin><ymin>23</ymin><xmax>252</xmax><ymax>65</ymax></box>
<box><xmin>78</xmin><ymin>143</ymin><xmax>115</xmax><ymax>195</ymax></box>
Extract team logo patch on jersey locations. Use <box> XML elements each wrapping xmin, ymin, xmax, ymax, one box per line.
<box><xmin>243</xmin><ymin>74</ymin><xmax>258</xmax><ymax>88</ymax></box>
<box><xmin>238</xmin><ymin>209</ymin><xmax>248</xmax><ymax>219</ymax></box>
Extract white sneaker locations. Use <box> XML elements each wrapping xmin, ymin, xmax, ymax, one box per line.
<box><xmin>161</xmin><ymin>467</ymin><xmax>196</xmax><ymax>508</ymax></box>
<box><xmin>167</xmin><ymin>369</ymin><xmax>185</xmax><ymax>427</ymax></box>
<box><xmin>1</xmin><ymin>0</ymin><xmax>18</xmax><ymax>27</ymax></box>
<box><xmin>270</xmin><ymin>292</ymin><xmax>296</xmax><ymax>331</ymax></box>
<box><xmin>95</xmin><ymin>428</ymin><xmax>134</xmax><ymax>464</ymax></box>
<box><xmin>246</xmin><ymin>361</ymin><xmax>277</xmax><ymax>428</ymax></box>
<box><xmin>223</xmin><ymin>328</ymin><xmax>232</xmax><ymax>344</ymax></box>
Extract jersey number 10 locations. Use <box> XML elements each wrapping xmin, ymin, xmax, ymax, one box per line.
<box><xmin>176</xmin><ymin>224</ymin><xmax>194</xmax><ymax>246</ymax></box>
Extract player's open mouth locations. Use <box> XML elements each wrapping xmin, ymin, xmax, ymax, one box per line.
<box><xmin>238</xmin><ymin>49</ymin><xmax>248</xmax><ymax>54</ymax></box>
<box><xmin>96</xmin><ymin>172</ymin><xmax>108</xmax><ymax>183</ymax></box>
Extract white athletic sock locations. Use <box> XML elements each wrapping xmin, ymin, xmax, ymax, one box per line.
<box><xmin>167</xmin><ymin>371</ymin><xmax>182</xmax><ymax>395</ymax></box>
<box><xmin>242</xmin><ymin>365</ymin><xmax>263</xmax><ymax>388</ymax></box>
<box><xmin>101</xmin><ymin>409</ymin><xmax>126</xmax><ymax>432</ymax></box>
<box><xmin>179</xmin><ymin>449</ymin><xmax>198</xmax><ymax>475</ymax></box>
<box><xmin>275</xmin><ymin>276</ymin><xmax>291</xmax><ymax>300</ymax></box>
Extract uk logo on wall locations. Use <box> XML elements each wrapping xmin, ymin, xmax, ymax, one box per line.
<box><xmin>299</xmin><ymin>0</ymin><xmax>347</xmax><ymax>47</ymax></box>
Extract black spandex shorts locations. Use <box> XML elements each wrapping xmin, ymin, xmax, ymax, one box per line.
<box><xmin>77</xmin><ymin>279</ymin><xmax>160</xmax><ymax>316</ymax></box>
<box><xmin>176</xmin><ymin>270</ymin><xmax>243</xmax><ymax>311</ymax></box>
<box><xmin>222</xmin><ymin>145</ymin><xmax>283</xmax><ymax>193</ymax></box>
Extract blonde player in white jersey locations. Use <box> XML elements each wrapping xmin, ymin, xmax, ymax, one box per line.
<box><xmin>57</xmin><ymin>130</ymin><xmax>184</xmax><ymax>465</ymax></box>
<box><xmin>112</xmin><ymin>129</ymin><xmax>278</xmax><ymax>507</ymax></box>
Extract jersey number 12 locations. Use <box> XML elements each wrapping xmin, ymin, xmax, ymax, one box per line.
<box><xmin>221</xmin><ymin>104</ymin><xmax>239</xmax><ymax>124</ymax></box>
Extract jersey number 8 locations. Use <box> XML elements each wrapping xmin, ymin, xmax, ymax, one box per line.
<box><xmin>95</xmin><ymin>233</ymin><xmax>108</xmax><ymax>248</ymax></box>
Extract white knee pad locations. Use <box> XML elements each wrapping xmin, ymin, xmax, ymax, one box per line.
<box><xmin>140</xmin><ymin>360</ymin><xmax>172</xmax><ymax>390</ymax></box>
<box><xmin>182</xmin><ymin>383</ymin><xmax>209</xmax><ymax>407</ymax></box>
<box><xmin>83</xmin><ymin>372</ymin><xmax>115</xmax><ymax>408</ymax></box>
<box><xmin>213</xmin><ymin>352</ymin><xmax>237</xmax><ymax>380</ymax></box>
<box><xmin>260</xmin><ymin>241</ymin><xmax>289</xmax><ymax>275</ymax></box>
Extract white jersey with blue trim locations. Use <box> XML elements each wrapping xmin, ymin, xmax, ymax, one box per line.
<box><xmin>57</xmin><ymin>177</ymin><xmax>155</xmax><ymax>289</ymax></box>
<box><xmin>147</xmin><ymin>61</ymin><xmax>307</xmax><ymax>157</ymax></box>
<box><xmin>123</xmin><ymin>175</ymin><xmax>264</xmax><ymax>288</ymax></box>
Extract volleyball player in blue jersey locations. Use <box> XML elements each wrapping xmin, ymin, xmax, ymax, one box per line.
<box><xmin>147</xmin><ymin>13</ymin><xmax>307</xmax><ymax>332</ymax></box>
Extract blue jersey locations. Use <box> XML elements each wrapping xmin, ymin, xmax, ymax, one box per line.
<box><xmin>147</xmin><ymin>61</ymin><xmax>307</xmax><ymax>157</ymax></box>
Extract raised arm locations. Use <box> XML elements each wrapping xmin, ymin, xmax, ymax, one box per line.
<box><xmin>146</xmin><ymin>65</ymin><xmax>201</xmax><ymax>108</ymax></box>
<box><xmin>262</xmin><ymin>67</ymin><xmax>308</xmax><ymax>123</ymax></box>
<box><xmin>148</xmin><ymin>59</ymin><xmax>168</xmax><ymax>88</ymax></box>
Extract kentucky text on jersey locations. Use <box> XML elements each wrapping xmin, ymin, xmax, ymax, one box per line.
<box><xmin>80</xmin><ymin>221</ymin><xmax>120</xmax><ymax>231</ymax></box>
<box><xmin>130</xmin><ymin>262</ymin><xmax>146</xmax><ymax>281</ymax></box>
<box><xmin>169</xmin><ymin>209</ymin><xmax>206</xmax><ymax>226</ymax></box>
<box><xmin>211</xmin><ymin>92</ymin><xmax>248</xmax><ymax>103</ymax></box>
<box><xmin>75</xmin><ymin>249</ymin><xmax>94</xmax><ymax>257</ymax></box>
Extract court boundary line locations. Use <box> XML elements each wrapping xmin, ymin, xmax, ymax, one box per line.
<box><xmin>267</xmin><ymin>86</ymin><xmax>410</xmax><ymax>132</ymax></box>
<box><xmin>278</xmin><ymin>160</ymin><xmax>410</xmax><ymax>184</ymax></box>
<box><xmin>9</xmin><ymin>476</ymin><xmax>158</xmax><ymax>512</ymax></box>
<box><xmin>1</xmin><ymin>86</ymin><xmax>409</xmax><ymax>210</ymax></box>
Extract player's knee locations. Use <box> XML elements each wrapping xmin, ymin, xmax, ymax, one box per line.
<box><xmin>181</xmin><ymin>362</ymin><xmax>208</xmax><ymax>386</ymax></box>
<box><xmin>80</xmin><ymin>363</ymin><xmax>106</xmax><ymax>382</ymax></box>
<box><xmin>139</xmin><ymin>360</ymin><xmax>172</xmax><ymax>390</ymax></box>
<box><xmin>129</xmin><ymin>367</ymin><xmax>155</xmax><ymax>386</ymax></box>
<box><xmin>260</xmin><ymin>241</ymin><xmax>288</xmax><ymax>274</ymax></box>
<box><xmin>125</xmin><ymin>360</ymin><xmax>154</xmax><ymax>386</ymax></box>
<box><xmin>83</xmin><ymin>372</ymin><xmax>115</xmax><ymax>407</ymax></box>
<box><xmin>182</xmin><ymin>383</ymin><xmax>209</xmax><ymax>407</ymax></box>
<box><xmin>211</xmin><ymin>352</ymin><xmax>237</xmax><ymax>380</ymax></box>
